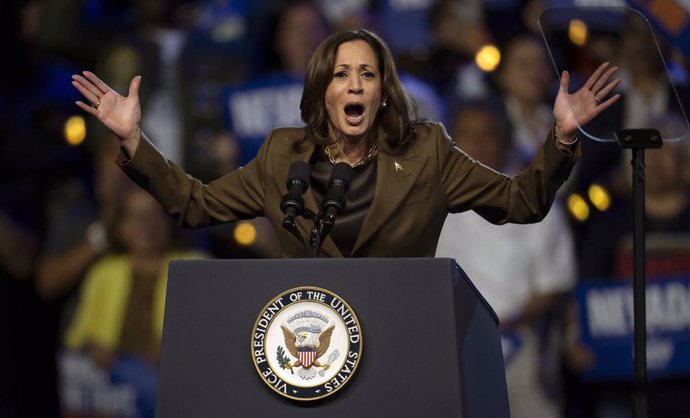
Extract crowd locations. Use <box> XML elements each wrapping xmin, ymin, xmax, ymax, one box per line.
<box><xmin>1</xmin><ymin>0</ymin><xmax>689</xmax><ymax>417</ymax></box>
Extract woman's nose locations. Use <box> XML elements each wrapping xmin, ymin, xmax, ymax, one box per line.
<box><xmin>348</xmin><ymin>78</ymin><xmax>363</xmax><ymax>94</ymax></box>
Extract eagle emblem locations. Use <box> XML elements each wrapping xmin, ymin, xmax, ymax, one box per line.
<box><xmin>277</xmin><ymin>310</ymin><xmax>338</xmax><ymax>380</ymax></box>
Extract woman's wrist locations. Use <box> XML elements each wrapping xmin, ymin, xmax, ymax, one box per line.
<box><xmin>121</xmin><ymin>128</ymin><xmax>142</xmax><ymax>158</ymax></box>
<box><xmin>554</xmin><ymin>122</ymin><xmax>579</xmax><ymax>145</ymax></box>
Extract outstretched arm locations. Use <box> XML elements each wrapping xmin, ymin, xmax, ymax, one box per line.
<box><xmin>72</xmin><ymin>71</ymin><xmax>142</xmax><ymax>157</ymax></box>
<box><xmin>553</xmin><ymin>62</ymin><xmax>622</xmax><ymax>143</ymax></box>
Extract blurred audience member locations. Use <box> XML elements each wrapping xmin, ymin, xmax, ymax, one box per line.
<box><xmin>62</xmin><ymin>186</ymin><xmax>208</xmax><ymax>418</ymax></box>
<box><xmin>436</xmin><ymin>99</ymin><xmax>576</xmax><ymax>418</ymax></box>
<box><xmin>36</xmin><ymin>138</ymin><xmax>128</xmax><ymax>302</ymax></box>
<box><xmin>493</xmin><ymin>34</ymin><xmax>555</xmax><ymax>166</ymax></box>
<box><xmin>426</xmin><ymin>0</ymin><xmax>491</xmax><ymax>98</ymax></box>
<box><xmin>253</xmin><ymin>0</ymin><xmax>330</xmax><ymax>77</ymax></box>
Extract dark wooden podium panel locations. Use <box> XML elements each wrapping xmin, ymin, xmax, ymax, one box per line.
<box><xmin>155</xmin><ymin>258</ymin><xmax>509</xmax><ymax>418</ymax></box>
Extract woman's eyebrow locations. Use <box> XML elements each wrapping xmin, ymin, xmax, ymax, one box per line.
<box><xmin>333</xmin><ymin>63</ymin><xmax>376</xmax><ymax>70</ymax></box>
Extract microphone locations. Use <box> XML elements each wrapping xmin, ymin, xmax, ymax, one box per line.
<box><xmin>320</xmin><ymin>162</ymin><xmax>354</xmax><ymax>237</ymax></box>
<box><xmin>281</xmin><ymin>161</ymin><xmax>311</xmax><ymax>231</ymax></box>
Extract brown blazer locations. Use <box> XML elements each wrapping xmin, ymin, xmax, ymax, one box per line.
<box><xmin>118</xmin><ymin>122</ymin><xmax>579</xmax><ymax>258</ymax></box>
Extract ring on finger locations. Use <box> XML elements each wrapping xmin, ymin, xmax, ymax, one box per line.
<box><xmin>594</xmin><ymin>95</ymin><xmax>602</xmax><ymax>104</ymax></box>
<box><xmin>92</xmin><ymin>101</ymin><xmax>100</xmax><ymax>109</ymax></box>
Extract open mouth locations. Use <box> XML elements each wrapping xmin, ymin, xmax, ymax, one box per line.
<box><xmin>344</xmin><ymin>103</ymin><xmax>365</xmax><ymax>125</ymax></box>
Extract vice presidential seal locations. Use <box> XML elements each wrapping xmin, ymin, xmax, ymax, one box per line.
<box><xmin>251</xmin><ymin>286</ymin><xmax>363</xmax><ymax>401</ymax></box>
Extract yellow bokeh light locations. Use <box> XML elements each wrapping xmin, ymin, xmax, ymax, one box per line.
<box><xmin>588</xmin><ymin>183</ymin><xmax>611</xmax><ymax>212</ymax></box>
<box><xmin>567</xmin><ymin>193</ymin><xmax>590</xmax><ymax>222</ymax></box>
<box><xmin>475</xmin><ymin>44</ymin><xmax>501</xmax><ymax>72</ymax></box>
<box><xmin>234</xmin><ymin>221</ymin><xmax>256</xmax><ymax>246</ymax></box>
<box><xmin>64</xmin><ymin>115</ymin><xmax>86</xmax><ymax>146</ymax></box>
<box><xmin>568</xmin><ymin>19</ymin><xmax>588</xmax><ymax>46</ymax></box>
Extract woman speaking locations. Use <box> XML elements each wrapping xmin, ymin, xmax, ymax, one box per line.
<box><xmin>72</xmin><ymin>29</ymin><xmax>620</xmax><ymax>258</ymax></box>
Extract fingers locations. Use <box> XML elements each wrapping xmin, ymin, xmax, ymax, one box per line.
<box><xmin>591</xmin><ymin>65</ymin><xmax>619</xmax><ymax>95</ymax></box>
<box><xmin>82</xmin><ymin>71</ymin><xmax>112</xmax><ymax>95</ymax></box>
<box><xmin>128</xmin><ymin>75</ymin><xmax>142</xmax><ymax>98</ymax></box>
<box><xmin>559</xmin><ymin>70</ymin><xmax>571</xmax><ymax>92</ymax></box>
<box><xmin>583</xmin><ymin>62</ymin><xmax>610</xmax><ymax>91</ymax></box>
<box><xmin>71</xmin><ymin>75</ymin><xmax>101</xmax><ymax>105</ymax></box>
<box><xmin>595</xmin><ymin>76</ymin><xmax>623</xmax><ymax>102</ymax></box>
<box><xmin>75</xmin><ymin>100</ymin><xmax>99</xmax><ymax>116</ymax></box>
<box><xmin>599</xmin><ymin>93</ymin><xmax>622</xmax><ymax>110</ymax></box>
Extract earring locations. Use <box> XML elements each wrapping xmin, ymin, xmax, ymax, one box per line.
<box><xmin>381</xmin><ymin>99</ymin><xmax>388</xmax><ymax>109</ymax></box>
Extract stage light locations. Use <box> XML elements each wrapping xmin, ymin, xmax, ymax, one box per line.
<box><xmin>475</xmin><ymin>44</ymin><xmax>501</xmax><ymax>72</ymax></box>
<box><xmin>568</xmin><ymin>19</ymin><xmax>588</xmax><ymax>46</ymax></box>
<box><xmin>588</xmin><ymin>183</ymin><xmax>611</xmax><ymax>211</ymax></box>
<box><xmin>567</xmin><ymin>193</ymin><xmax>590</xmax><ymax>222</ymax></box>
<box><xmin>234</xmin><ymin>221</ymin><xmax>256</xmax><ymax>246</ymax></box>
<box><xmin>64</xmin><ymin>115</ymin><xmax>86</xmax><ymax>146</ymax></box>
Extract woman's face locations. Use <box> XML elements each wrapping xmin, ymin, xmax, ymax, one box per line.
<box><xmin>324</xmin><ymin>40</ymin><xmax>382</xmax><ymax>142</ymax></box>
<box><xmin>499</xmin><ymin>38</ymin><xmax>551</xmax><ymax>104</ymax></box>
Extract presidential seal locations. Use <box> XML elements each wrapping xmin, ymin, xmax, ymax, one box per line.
<box><xmin>251</xmin><ymin>286</ymin><xmax>363</xmax><ymax>401</ymax></box>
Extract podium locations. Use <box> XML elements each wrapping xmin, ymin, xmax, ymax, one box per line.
<box><xmin>155</xmin><ymin>258</ymin><xmax>510</xmax><ymax>418</ymax></box>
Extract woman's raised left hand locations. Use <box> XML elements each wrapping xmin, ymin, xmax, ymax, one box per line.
<box><xmin>553</xmin><ymin>62</ymin><xmax>622</xmax><ymax>142</ymax></box>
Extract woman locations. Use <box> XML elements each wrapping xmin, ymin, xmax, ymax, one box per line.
<box><xmin>72</xmin><ymin>29</ymin><xmax>621</xmax><ymax>258</ymax></box>
<box><xmin>64</xmin><ymin>186</ymin><xmax>207</xmax><ymax>417</ymax></box>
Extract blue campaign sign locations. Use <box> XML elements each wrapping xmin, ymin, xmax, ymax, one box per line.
<box><xmin>379</xmin><ymin>0</ymin><xmax>433</xmax><ymax>54</ymax></box>
<box><xmin>576</xmin><ymin>277</ymin><xmax>690</xmax><ymax>380</ymax></box>
<box><xmin>222</xmin><ymin>73</ymin><xmax>305</xmax><ymax>164</ymax></box>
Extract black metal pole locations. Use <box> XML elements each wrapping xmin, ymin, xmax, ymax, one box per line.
<box><xmin>631</xmin><ymin>147</ymin><xmax>647</xmax><ymax>418</ymax></box>
<box><xmin>615</xmin><ymin>128</ymin><xmax>661</xmax><ymax>418</ymax></box>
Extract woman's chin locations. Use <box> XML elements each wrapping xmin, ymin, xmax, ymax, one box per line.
<box><xmin>339</xmin><ymin>124</ymin><xmax>371</xmax><ymax>141</ymax></box>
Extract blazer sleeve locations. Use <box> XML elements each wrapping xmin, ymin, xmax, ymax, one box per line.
<box><xmin>116</xmin><ymin>131</ymin><xmax>271</xmax><ymax>227</ymax></box>
<box><xmin>437</xmin><ymin>124</ymin><xmax>579</xmax><ymax>224</ymax></box>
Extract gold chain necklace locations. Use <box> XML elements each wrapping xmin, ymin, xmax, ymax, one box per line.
<box><xmin>323</xmin><ymin>141</ymin><xmax>378</xmax><ymax>168</ymax></box>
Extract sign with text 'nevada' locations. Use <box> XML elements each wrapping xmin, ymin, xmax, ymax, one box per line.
<box><xmin>576</xmin><ymin>276</ymin><xmax>690</xmax><ymax>380</ymax></box>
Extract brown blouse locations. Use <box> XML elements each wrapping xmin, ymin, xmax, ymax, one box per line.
<box><xmin>311</xmin><ymin>150</ymin><xmax>376</xmax><ymax>257</ymax></box>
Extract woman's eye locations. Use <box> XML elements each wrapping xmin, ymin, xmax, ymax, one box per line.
<box><xmin>362</xmin><ymin>72</ymin><xmax>375</xmax><ymax>80</ymax></box>
<box><xmin>334</xmin><ymin>71</ymin><xmax>347</xmax><ymax>79</ymax></box>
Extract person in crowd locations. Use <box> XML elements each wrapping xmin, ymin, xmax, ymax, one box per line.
<box><xmin>63</xmin><ymin>185</ymin><xmax>208</xmax><ymax>418</ymax></box>
<box><xmin>36</xmin><ymin>138</ymin><xmax>128</xmax><ymax>301</ymax></box>
<box><xmin>563</xmin><ymin>113</ymin><xmax>690</xmax><ymax>418</ymax></box>
<box><xmin>426</xmin><ymin>0</ymin><xmax>492</xmax><ymax>97</ymax></box>
<box><xmin>492</xmin><ymin>34</ymin><xmax>556</xmax><ymax>166</ymax></box>
<box><xmin>71</xmin><ymin>28</ymin><xmax>620</xmax><ymax>258</ymax></box>
<box><xmin>436</xmin><ymin>99</ymin><xmax>576</xmax><ymax>418</ymax></box>
<box><xmin>252</xmin><ymin>0</ymin><xmax>330</xmax><ymax>77</ymax></box>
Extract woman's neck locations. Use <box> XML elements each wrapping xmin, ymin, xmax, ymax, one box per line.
<box><xmin>328</xmin><ymin>133</ymin><xmax>373</xmax><ymax>166</ymax></box>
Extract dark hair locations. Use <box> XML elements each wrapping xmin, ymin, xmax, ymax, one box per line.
<box><xmin>254</xmin><ymin>0</ymin><xmax>329</xmax><ymax>74</ymax></box>
<box><xmin>299</xmin><ymin>28</ymin><xmax>417</xmax><ymax>151</ymax></box>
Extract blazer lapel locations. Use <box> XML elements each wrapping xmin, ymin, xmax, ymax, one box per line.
<box><xmin>276</xmin><ymin>144</ymin><xmax>343</xmax><ymax>258</ymax></box>
<box><xmin>351</xmin><ymin>145</ymin><xmax>426</xmax><ymax>255</ymax></box>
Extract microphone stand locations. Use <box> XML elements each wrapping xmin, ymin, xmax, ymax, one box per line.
<box><xmin>283</xmin><ymin>195</ymin><xmax>337</xmax><ymax>258</ymax></box>
<box><xmin>307</xmin><ymin>213</ymin><xmax>331</xmax><ymax>258</ymax></box>
<box><xmin>614</xmin><ymin>128</ymin><xmax>662</xmax><ymax>418</ymax></box>
<box><xmin>309</xmin><ymin>220</ymin><xmax>323</xmax><ymax>258</ymax></box>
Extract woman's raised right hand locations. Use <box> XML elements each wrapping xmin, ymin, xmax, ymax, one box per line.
<box><xmin>72</xmin><ymin>71</ymin><xmax>142</xmax><ymax>156</ymax></box>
